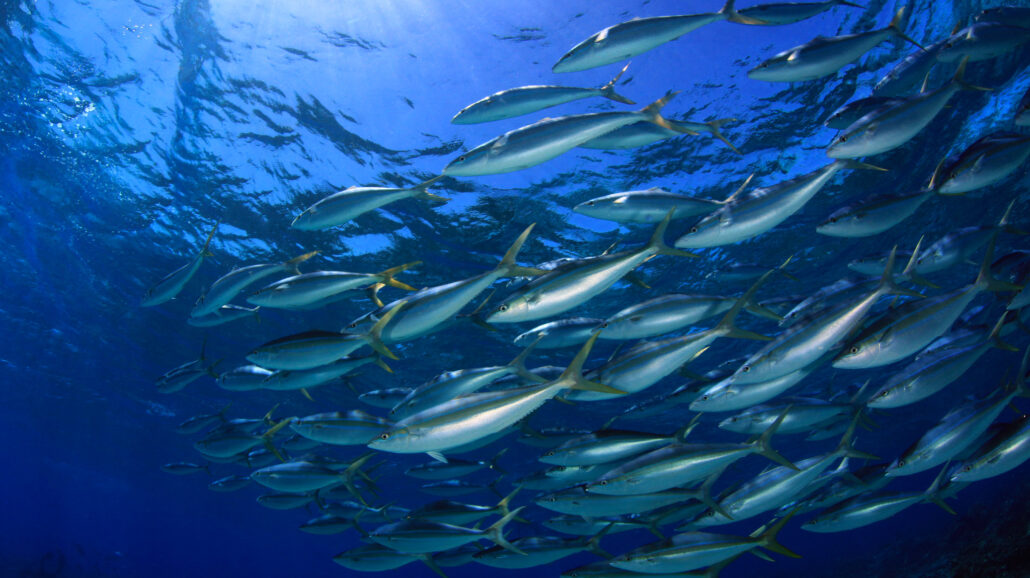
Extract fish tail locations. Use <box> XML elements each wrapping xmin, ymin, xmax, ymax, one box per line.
<box><xmin>754</xmin><ymin>406</ymin><xmax>799</xmax><ymax>471</ymax></box>
<box><xmin>721</xmin><ymin>0</ymin><xmax>767</xmax><ymax>25</ymax></box>
<box><xmin>841</xmin><ymin>159</ymin><xmax>888</xmax><ymax>172</ymax></box>
<box><xmin>200</xmin><ymin>220</ymin><xmax>220</xmax><ymax>257</ymax></box>
<box><xmin>417</xmin><ymin>555</ymin><xmax>450</xmax><ymax>578</ymax></box>
<box><xmin>975</xmin><ymin>233</ymin><xmax>1020</xmax><ymax>293</ymax></box>
<box><xmin>699</xmin><ymin>469</ymin><xmax>733</xmax><ymax>520</ymax></box>
<box><xmin>835</xmin><ymin>413</ymin><xmax>880</xmax><ymax>460</ymax></box>
<box><xmin>366</xmin><ymin>283</ymin><xmax>386</xmax><ymax>308</ymax></box>
<box><xmin>206</xmin><ymin>358</ymin><xmax>223</xmax><ymax>379</ymax></box>
<box><xmin>285</xmin><ymin>250</ymin><xmax>319</xmax><ymax>275</ymax></box>
<box><xmin>485</xmin><ymin>506</ymin><xmax>527</xmax><ymax>555</ymax></box>
<box><xmin>639</xmin><ymin>91</ymin><xmax>694</xmax><ymax>135</ymax></box>
<box><xmin>704</xmin><ymin>118</ymin><xmax>742</xmax><ymax>154</ymax></box>
<box><xmin>879</xmin><ymin>245</ymin><xmax>925</xmax><ymax>299</ymax></box>
<box><xmin>379</xmin><ymin>260</ymin><xmax>422</xmax><ymax>292</ymax></box>
<box><xmin>986</xmin><ymin>314</ymin><xmax>1018</xmax><ymax>352</ymax></box>
<box><xmin>509</xmin><ymin>337</ymin><xmax>547</xmax><ymax>383</ymax></box>
<box><xmin>496</xmin><ymin>485</ymin><xmax>522</xmax><ymax>518</ymax></box>
<box><xmin>587</xmin><ymin>523</ymin><xmax>615</xmax><ymax>559</ymax></box>
<box><xmin>674</xmin><ymin>413</ymin><xmax>703</xmax><ymax>442</ymax></box>
<box><xmin>488</xmin><ymin>447</ymin><xmax>510</xmax><ymax>475</ymax></box>
<box><xmin>888</xmin><ymin>6</ymin><xmax>926</xmax><ymax>51</ymax></box>
<box><xmin>953</xmin><ymin>57</ymin><xmax>991</xmax><ymax>92</ymax></box>
<box><xmin>898</xmin><ymin>236</ymin><xmax>937</xmax><ymax>289</ymax></box>
<box><xmin>838</xmin><ymin>0</ymin><xmax>864</xmax><ymax>8</ymax></box>
<box><xmin>754</xmin><ymin>510</ymin><xmax>802</xmax><ymax>558</ymax></box>
<box><xmin>365</xmin><ymin>301</ymin><xmax>406</xmax><ymax>360</ymax></box>
<box><xmin>716</xmin><ymin>258</ymin><xmax>786</xmax><ymax>341</ymax></box>
<box><xmin>497</xmin><ymin>223</ymin><xmax>544</xmax><ymax>277</ymax></box>
<box><xmin>343</xmin><ymin>453</ymin><xmax>377</xmax><ymax>506</ymax></box>
<box><xmin>648</xmin><ymin>210</ymin><xmax>700</xmax><ymax>258</ymax></box>
<box><xmin>922</xmin><ymin>464</ymin><xmax>958</xmax><ymax>515</ymax></box>
<box><xmin>600</xmin><ymin>63</ymin><xmax>635</xmax><ymax>105</ymax></box>
<box><xmin>559</xmin><ymin>332</ymin><xmax>626</xmax><ymax>395</ymax></box>
<box><xmin>413</xmin><ymin>175</ymin><xmax>450</xmax><ymax>202</ymax></box>
<box><xmin>375</xmin><ymin>355</ymin><xmax>394</xmax><ymax>373</ymax></box>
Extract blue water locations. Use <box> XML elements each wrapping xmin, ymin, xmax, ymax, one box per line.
<box><xmin>2</xmin><ymin>0</ymin><xmax>1028</xmax><ymax>576</ymax></box>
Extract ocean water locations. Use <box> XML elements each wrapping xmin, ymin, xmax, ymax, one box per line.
<box><xmin>2</xmin><ymin>0</ymin><xmax>1029</xmax><ymax>577</ymax></box>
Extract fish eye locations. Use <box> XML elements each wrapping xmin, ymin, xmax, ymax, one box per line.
<box><xmin>548</xmin><ymin>497</ymin><xmax>556</xmax><ymax>503</ymax></box>
<box><xmin>599</xmin><ymin>480</ymin><xmax>608</xmax><ymax>486</ymax></box>
<box><xmin>601</xmin><ymin>322</ymin><xmax>609</xmax><ymax>328</ymax></box>
<box><xmin>701</xmin><ymin>395</ymin><xmax>709</xmax><ymax>401</ymax></box>
<box><xmin>742</xmin><ymin>365</ymin><xmax>751</xmax><ymax>373</ymax></box>
<box><xmin>458</xmin><ymin>155</ymin><xmax>467</xmax><ymax>162</ymax></box>
<box><xmin>498</xmin><ymin>304</ymin><xmax>508</xmax><ymax>312</ymax></box>
<box><xmin>586</xmin><ymin>201</ymin><xmax>595</xmax><ymax>206</ymax></box>
<box><xmin>545</xmin><ymin>450</ymin><xmax>555</xmax><ymax>456</ymax></box>
<box><xmin>839</xmin><ymin>136</ymin><xmax>848</xmax><ymax>143</ymax></box>
<box><xmin>829</xmin><ymin>217</ymin><xmax>838</xmax><ymax>223</ymax></box>
<box><xmin>690</xmin><ymin>226</ymin><xmax>698</xmax><ymax>234</ymax></box>
<box><xmin>963</xmin><ymin>465</ymin><xmax>972</xmax><ymax>472</ymax></box>
<box><xmin>897</xmin><ymin>459</ymin><xmax>906</xmax><ymax>467</ymax></box>
<box><xmin>879</xmin><ymin>390</ymin><xmax>889</xmax><ymax>397</ymax></box>
<box><xmin>379</xmin><ymin>433</ymin><xmax>390</xmax><ymax>440</ymax></box>
<box><xmin>849</xmin><ymin>346</ymin><xmax>859</xmax><ymax>354</ymax></box>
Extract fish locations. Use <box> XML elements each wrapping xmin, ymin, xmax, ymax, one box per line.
<box><xmin>404</xmin><ymin>448</ymin><xmax>507</xmax><ymax>480</ymax></box>
<box><xmin>255</xmin><ymin>492</ymin><xmax>315</xmax><ymax>510</ymax></box>
<box><xmin>262</xmin><ymin>354</ymin><xmax>390</xmax><ymax>392</ymax></box>
<box><xmin>451</xmin><ymin>64</ymin><xmax>635</xmax><ymax>124</ymax></box>
<box><xmin>608</xmin><ymin>512</ymin><xmax>799</xmax><ymax>573</ymax></box>
<box><xmin>748</xmin><ymin>7</ymin><xmax>922</xmax><ymax>82</ymax></box>
<box><xmin>514</xmin><ymin>318</ymin><xmax>604</xmax><ymax>350</ymax></box>
<box><xmin>690</xmin><ymin>357</ymin><xmax>823</xmax><ymax>413</ymax></box>
<box><xmin>718</xmin><ymin>394</ymin><xmax>864</xmax><ymax>435</ymax></box>
<box><xmin>737</xmin><ymin>0</ymin><xmax>864</xmax><ymax>26</ymax></box>
<box><xmin>974</xmin><ymin>6</ymin><xmax>1030</xmax><ymax>28</ymax></box>
<box><xmin>535</xmin><ymin>486</ymin><xmax>713</xmax><ymax>518</ymax></box>
<box><xmin>599</xmin><ymin>291</ymin><xmax>781</xmax><ymax>342</ymax></box>
<box><xmin>299</xmin><ymin>514</ymin><xmax>356</xmax><ymax>535</ymax></box>
<box><xmin>816</xmin><ymin>189</ymin><xmax>933</xmax><ymax>238</ymax></box>
<box><xmin>251</xmin><ymin>455</ymin><xmax>374</xmax><ymax>495</ymax></box>
<box><xmin>345</xmin><ymin>225</ymin><xmax>541</xmax><ymax>343</ymax></box>
<box><xmin>332</xmin><ymin>544</ymin><xmax>432</xmax><ymax>574</ymax></box>
<box><xmin>950</xmin><ymin>414</ymin><xmax>1030</xmax><ymax>483</ymax></box>
<box><xmin>827</xmin><ymin>59</ymin><xmax>990</xmax><ymax>159</ymax></box>
<box><xmin>872</xmin><ymin>39</ymin><xmax>947</xmax><ymax>97</ymax></box>
<box><xmin>289</xmin><ymin>410</ymin><xmax>394</xmax><ymax>446</ymax></box>
<box><xmin>246</xmin><ymin>261</ymin><xmax>421</xmax><ymax>309</ymax></box>
<box><xmin>552</xmin><ymin>0</ymin><xmax>761</xmax><ymax>73</ymax></box>
<box><xmin>216</xmin><ymin>365</ymin><xmax>274</xmax><ymax>392</ymax></box>
<box><xmin>675</xmin><ymin>160</ymin><xmax>881</xmax><ymax>249</ymax></box>
<box><xmin>367</xmin><ymin>507</ymin><xmax>525</xmax><ymax>555</ymax></box>
<box><xmin>824</xmin><ymin>96</ymin><xmax>906</xmax><ymax>130</ymax></box>
<box><xmin>368</xmin><ymin>333</ymin><xmax>622</xmax><ymax>456</ymax></box>
<box><xmin>359</xmin><ymin>387</ymin><xmax>415</xmax><ymax>409</ymax></box>
<box><xmin>247</xmin><ymin>304</ymin><xmax>403</xmax><ymax>370</ymax></box>
<box><xmin>193</xmin><ymin>416</ymin><xmax>292</xmax><ymax>460</ymax></box>
<box><xmin>405</xmin><ymin>488</ymin><xmax>520</xmax><ymax>525</ymax></box>
<box><xmin>539</xmin><ymin>422</ymin><xmax>697</xmax><ymax>467</ymax></box>
<box><xmin>191</xmin><ymin>250</ymin><xmax>318</xmax><ymax>318</ymax></box>
<box><xmin>577</xmin><ymin>117</ymin><xmax>741</xmax><ymax>153</ymax></box>
<box><xmin>141</xmin><ymin>221</ymin><xmax>218</xmax><ymax>307</ymax></box>
<box><xmin>473</xmin><ymin>531</ymin><xmax>611</xmax><ymax>569</ymax></box>
<box><xmin>488</xmin><ymin>212</ymin><xmax>697</xmax><ymax>324</ymax></box>
<box><xmin>573</xmin><ymin>188</ymin><xmax>724</xmax><ymax>224</ymax></box>
<box><xmin>160</xmin><ymin>462</ymin><xmax>210</xmax><ymax>475</ymax></box>
<box><xmin>936</xmin><ymin>22</ymin><xmax>1030</xmax><ymax>63</ymax></box>
<box><xmin>291</xmin><ymin>176</ymin><xmax>447</xmax><ymax>231</ymax></box>
<box><xmin>932</xmin><ymin>132</ymin><xmax>1030</xmax><ymax>196</ymax></box>
<box><xmin>443</xmin><ymin>92</ymin><xmax>693</xmax><ymax>176</ymax></box>
<box><xmin>186</xmin><ymin>304</ymin><xmax>260</xmax><ymax>327</ymax></box>
<box><xmin>156</xmin><ymin>341</ymin><xmax>220</xmax><ymax>394</ymax></box>
<box><xmin>207</xmin><ymin>474</ymin><xmax>252</xmax><ymax>492</ymax></box>
<box><xmin>175</xmin><ymin>403</ymin><xmax>231</xmax><ymax>435</ymax></box>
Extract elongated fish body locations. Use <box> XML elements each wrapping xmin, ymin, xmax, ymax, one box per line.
<box><xmin>192</xmin><ymin>251</ymin><xmax>317</xmax><ymax>318</ymax></box>
<box><xmin>553</xmin><ymin>11</ymin><xmax>727</xmax><ymax>73</ymax></box>
<box><xmin>543</xmin><ymin>463</ymin><xmax>620</xmax><ymax>486</ymax></box>
<box><xmin>515</xmin><ymin>318</ymin><xmax>603</xmax><ymax>349</ymax></box>
<box><xmin>934</xmin><ymin>132</ymin><xmax>1030</xmax><ymax>195</ymax></box>
<box><xmin>141</xmin><ymin>222</ymin><xmax>218</xmax><ymax>306</ymax></box>
<box><xmin>584</xmin><ymin>442</ymin><xmax>750</xmax><ymax>496</ymax></box>
<box><xmin>886</xmin><ymin>385</ymin><xmax>1022</xmax><ymax>477</ymax></box>
<box><xmin>691</xmin><ymin>360</ymin><xmax>818</xmax><ymax>413</ymax></box>
<box><xmin>833</xmin><ymin>283</ymin><xmax>982</xmax><ymax>370</ymax></box>
<box><xmin>247</xmin><ymin>330</ymin><xmax>369</xmax><ymax>371</ymax></box>
<box><xmin>247</xmin><ymin>262</ymin><xmax>418</xmax><ymax>309</ymax></box>
<box><xmin>718</xmin><ymin>399</ymin><xmax>850</xmax><ymax>435</ymax></box>
<box><xmin>289</xmin><ymin>410</ymin><xmax>393</xmax><ymax>445</ymax></box>
<box><xmin>600</xmin><ymin>295</ymin><xmax>735</xmax><ymax>340</ymax></box>
<box><xmin>405</xmin><ymin>457</ymin><xmax>495</xmax><ymax>480</ymax></box>
<box><xmin>217</xmin><ymin>365</ymin><xmax>274</xmax><ymax>391</ymax></box>
<box><xmin>781</xmin><ymin>278</ymin><xmax>875</xmax><ymax>326</ymax></box>
<box><xmin>208</xmin><ymin>474</ymin><xmax>252</xmax><ymax>492</ymax></box>
<box><xmin>578</xmin><ymin>117</ymin><xmax>738</xmax><ymax>152</ymax></box>
<box><xmin>827</xmin><ymin>62</ymin><xmax>983</xmax><ymax>158</ymax></box>
<box><xmin>359</xmin><ymin>387</ymin><xmax>414</xmax><ymax>409</ymax></box>
<box><xmin>936</xmin><ymin>23</ymin><xmax>1030</xmax><ymax>62</ymax></box>
<box><xmin>695</xmin><ymin>454</ymin><xmax>838</xmax><ymax>527</ymax></box>
<box><xmin>801</xmin><ymin>491</ymin><xmax>922</xmax><ymax>532</ymax></box>
<box><xmin>300</xmin><ymin>514</ymin><xmax>353</xmax><ymax>535</ymax></box>
<box><xmin>263</xmin><ymin>355</ymin><xmax>379</xmax><ymax>391</ymax></box>
<box><xmin>540</xmin><ymin>430</ymin><xmax>678</xmax><ymax>467</ymax></box>
<box><xmin>350</xmin><ymin>225</ymin><xmax>537</xmax><ymax>342</ymax></box>
<box><xmin>176</xmin><ymin>407</ymin><xmax>229</xmax><ymax>435</ymax></box>
<box><xmin>816</xmin><ymin>189</ymin><xmax>932</xmax><ymax>237</ymax></box>
<box><xmin>406</xmin><ymin>501</ymin><xmax>503</xmax><ymax>526</ymax></box>
<box><xmin>489</xmin><ymin>215</ymin><xmax>694</xmax><ymax>323</ymax></box>
<box><xmin>824</xmin><ymin>96</ymin><xmax>906</xmax><ymax>129</ymax></box>
<box><xmin>291</xmin><ymin>178</ymin><xmax>443</xmax><ymax>230</ymax></box>
<box><xmin>867</xmin><ymin>338</ymin><xmax>994</xmax><ymax>408</ymax></box>
<box><xmin>748</xmin><ymin>12</ymin><xmax>913</xmax><ymax>83</ymax></box>
<box><xmin>543</xmin><ymin>515</ymin><xmax>643</xmax><ymax>536</ymax></box>
<box><xmin>156</xmin><ymin>355</ymin><xmax>217</xmax><ymax>394</ymax></box>
<box><xmin>574</xmin><ymin>189</ymin><xmax>721</xmax><ymax>223</ymax></box>
<box><xmin>873</xmin><ymin>40</ymin><xmax>946</xmax><ymax>97</ymax></box>
<box><xmin>452</xmin><ymin>65</ymin><xmax>634</xmax><ymax>124</ymax></box>
<box><xmin>444</xmin><ymin>93</ymin><xmax>683</xmax><ymax>176</ymax></box>
<box><xmin>951</xmin><ymin>416</ymin><xmax>1030</xmax><ymax>482</ymax></box>
<box><xmin>187</xmin><ymin>304</ymin><xmax>260</xmax><ymax>327</ymax></box>
<box><xmin>474</xmin><ymin>536</ymin><xmax>595</xmax><ymax>569</ymax></box>
<box><xmin>256</xmin><ymin>493</ymin><xmax>315</xmax><ymax>510</ymax></box>
<box><xmin>675</xmin><ymin>160</ymin><xmax>854</xmax><ymax>248</ymax></box>
<box><xmin>609</xmin><ymin>514</ymin><xmax>797</xmax><ymax>573</ymax></box>
<box><xmin>738</xmin><ymin>0</ymin><xmax>862</xmax><ymax>25</ymax></box>
<box><xmin>333</xmin><ymin>544</ymin><xmax>420</xmax><ymax>572</ymax></box>
<box><xmin>570</xmin><ymin>331</ymin><xmax>721</xmax><ymax>401</ymax></box>
<box><xmin>914</xmin><ymin>226</ymin><xmax>996</xmax><ymax>275</ymax></box>
<box><xmin>420</xmin><ymin>480</ymin><xmax>490</xmax><ymax>497</ymax></box>
<box><xmin>975</xmin><ymin>6</ymin><xmax>1030</xmax><ymax>28</ymax></box>
<box><xmin>368</xmin><ymin>508</ymin><xmax>522</xmax><ymax>554</ymax></box>
<box><xmin>536</xmin><ymin>487</ymin><xmax>700</xmax><ymax>517</ymax></box>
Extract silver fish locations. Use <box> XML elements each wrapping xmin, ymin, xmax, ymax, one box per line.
<box><xmin>951</xmin><ymin>415</ymin><xmax>1030</xmax><ymax>482</ymax></box>
<box><xmin>451</xmin><ymin>64</ymin><xmax>634</xmax><ymax>124</ymax></box>
<box><xmin>368</xmin><ymin>507</ymin><xmax>525</xmax><ymax>555</ymax></box>
<box><xmin>737</xmin><ymin>0</ymin><xmax>863</xmax><ymax>26</ymax></box>
<box><xmin>578</xmin><ymin>117</ymin><xmax>740</xmax><ymax>153</ymax></box>
<box><xmin>191</xmin><ymin>250</ymin><xmax>318</xmax><ymax>318</ymax></box>
<box><xmin>873</xmin><ymin>39</ymin><xmax>946</xmax><ymax>97</ymax></box>
<box><xmin>936</xmin><ymin>22</ymin><xmax>1030</xmax><ymax>62</ymax></box>
<box><xmin>246</xmin><ymin>261</ymin><xmax>420</xmax><ymax>309</ymax></box>
<box><xmin>291</xmin><ymin>176</ymin><xmax>447</xmax><ymax>231</ymax></box>
<box><xmin>141</xmin><ymin>221</ymin><xmax>218</xmax><ymax>307</ymax></box>
<box><xmin>933</xmin><ymin>132</ymin><xmax>1030</xmax><ymax>196</ymax></box>
<box><xmin>816</xmin><ymin>189</ymin><xmax>933</xmax><ymax>238</ymax></box>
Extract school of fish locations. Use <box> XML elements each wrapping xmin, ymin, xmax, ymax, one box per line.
<box><xmin>148</xmin><ymin>2</ymin><xmax>1030</xmax><ymax>576</ymax></box>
